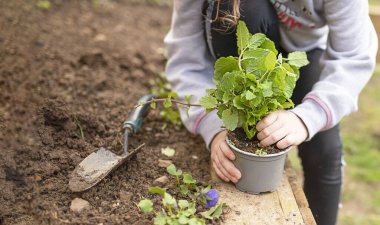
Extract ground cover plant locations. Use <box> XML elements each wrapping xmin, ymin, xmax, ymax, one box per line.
<box><xmin>138</xmin><ymin>164</ymin><xmax>225</xmax><ymax>225</ymax></box>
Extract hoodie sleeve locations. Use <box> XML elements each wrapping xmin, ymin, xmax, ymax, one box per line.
<box><xmin>164</xmin><ymin>0</ymin><xmax>224</xmax><ymax>148</ymax></box>
<box><xmin>291</xmin><ymin>0</ymin><xmax>378</xmax><ymax>140</ymax></box>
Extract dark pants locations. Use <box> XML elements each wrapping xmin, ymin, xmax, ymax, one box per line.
<box><xmin>204</xmin><ymin>1</ymin><xmax>343</xmax><ymax>224</ymax></box>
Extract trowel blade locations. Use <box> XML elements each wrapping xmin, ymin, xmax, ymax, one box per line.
<box><xmin>69</xmin><ymin>147</ymin><xmax>126</xmax><ymax>192</ymax></box>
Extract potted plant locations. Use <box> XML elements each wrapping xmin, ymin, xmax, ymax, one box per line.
<box><xmin>199</xmin><ymin>21</ymin><xmax>309</xmax><ymax>194</ymax></box>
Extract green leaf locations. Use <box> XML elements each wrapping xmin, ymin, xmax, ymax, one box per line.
<box><xmin>163</xmin><ymin>98</ymin><xmax>172</xmax><ymax>108</ymax></box>
<box><xmin>150</xmin><ymin>101</ymin><xmax>156</xmax><ymax>109</ymax></box>
<box><xmin>188</xmin><ymin>218</ymin><xmax>206</xmax><ymax>225</ymax></box>
<box><xmin>243</xmin><ymin>124</ymin><xmax>257</xmax><ymax>139</ymax></box>
<box><xmin>180</xmin><ymin>185</ymin><xmax>189</xmax><ymax>195</ymax></box>
<box><xmin>245</xmin><ymin>90</ymin><xmax>255</xmax><ymax>100</ymax></box>
<box><xmin>149</xmin><ymin>187</ymin><xmax>167</xmax><ymax>196</ymax></box>
<box><xmin>154</xmin><ymin>212</ymin><xmax>167</xmax><ymax>225</ymax></box>
<box><xmin>236</xmin><ymin>21</ymin><xmax>250</xmax><ymax>54</ymax></box>
<box><xmin>178</xmin><ymin>200</ymin><xmax>189</xmax><ymax>209</ymax></box>
<box><xmin>183</xmin><ymin>173</ymin><xmax>196</xmax><ymax>184</ymax></box>
<box><xmin>163</xmin><ymin>193</ymin><xmax>176</xmax><ymax>206</ymax></box>
<box><xmin>178</xmin><ymin>215</ymin><xmax>189</xmax><ymax>224</ymax></box>
<box><xmin>161</xmin><ymin>147</ymin><xmax>175</xmax><ymax>157</ymax></box>
<box><xmin>168</xmin><ymin>91</ymin><xmax>178</xmax><ymax>98</ymax></box>
<box><xmin>186</xmin><ymin>202</ymin><xmax>197</xmax><ymax>215</ymax></box>
<box><xmin>166</xmin><ymin>164</ymin><xmax>182</xmax><ymax>176</ymax></box>
<box><xmin>284</xmin><ymin>75</ymin><xmax>297</xmax><ymax>98</ymax></box>
<box><xmin>184</xmin><ymin>95</ymin><xmax>194</xmax><ymax>103</ymax></box>
<box><xmin>247</xmin><ymin>33</ymin><xmax>266</xmax><ymax>49</ymax></box>
<box><xmin>201</xmin><ymin>203</ymin><xmax>225</xmax><ymax>220</ymax></box>
<box><xmin>199</xmin><ymin>96</ymin><xmax>218</xmax><ymax>109</ymax></box>
<box><xmin>36</xmin><ymin>0</ymin><xmax>51</xmax><ymax>10</ymax></box>
<box><xmin>242</xmin><ymin>49</ymin><xmax>271</xmax><ymax>75</ymax></box>
<box><xmin>264</xmin><ymin>51</ymin><xmax>277</xmax><ymax>71</ymax></box>
<box><xmin>246</xmin><ymin>73</ymin><xmax>257</xmax><ymax>82</ymax></box>
<box><xmin>233</xmin><ymin>96</ymin><xmax>246</xmax><ymax>110</ymax></box>
<box><xmin>287</xmin><ymin>51</ymin><xmax>309</xmax><ymax>68</ymax></box>
<box><xmin>221</xmin><ymin>109</ymin><xmax>238</xmax><ymax>131</ymax></box>
<box><xmin>214</xmin><ymin>57</ymin><xmax>239</xmax><ymax>81</ymax></box>
<box><xmin>138</xmin><ymin>199</ymin><xmax>153</xmax><ymax>213</ymax></box>
<box><xmin>220</xmin><ymin>72</ymin><xmax>236</xmax><ymax>91</ymax></box>
<box><xmin>262</xmin><ymin>82</ymin><xmax>273</xmax><ymax>97</ymax></box>
<box><xmin>282</xmin><ymin>101</ymin><xmax>294</xmax><ymax>109</ymax></box>
<box><xmin>261</xmin><ymin>38</ymin><xmax>278</xmax><ymax>55</ymax></box>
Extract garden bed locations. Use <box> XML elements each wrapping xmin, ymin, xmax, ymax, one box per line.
<box><xmin>0</xmin><ymin>1</ymin><xmax>214</xmax><ymax>224</ymax></box>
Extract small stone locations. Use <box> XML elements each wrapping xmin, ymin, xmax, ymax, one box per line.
<box><xmin>119</xmin><ymin>190</ymin><xmax>133</xmax><ymax>202</ymax></box>
<box><xmin>153</xmin><ymin>176</ymin><xmax>169</xmax><ymax>185</ymax></box>
<box><xmin>100</xmin><ymin>201</ymin><xmax>108</xmax><ymax>207</ymax></box>
<box><xmin>70</xmin><ymin>198</ymin><xmax>90</xmax><ymax>213</ymax></box>
<box><xmin>191</xmin><ymin>155</ymin><xmax>198</xmax><ymax>160</ymax></box>
<box><xmin>94</xmin><ymin>34</ymin><xmax>107</xmax><ymax>42</ymax></box>
<box><xmin>34</xmin><ymin>175</ymin><xmax>42</xmax><ymax>181</ymax></box>
<box><xmin>158</xmin><ymin>159</ymin><xmax>172</xmax><ymax>168</ymax></box>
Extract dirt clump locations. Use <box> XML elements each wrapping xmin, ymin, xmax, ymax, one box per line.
<box><xmin>0</xmin><ymin>1</ymin><xmax>213</xmax><ymax>224</ymax></box>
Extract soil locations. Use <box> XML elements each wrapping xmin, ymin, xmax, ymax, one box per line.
<box><xmin>228</xmin><ymin>128</ymin><xmax>284</xmax><ymax>155</ymax></box>
<box><xmin>0</xmin><ymin>1</ymin><xmax>218</xmax><ymax>224</ymax></box>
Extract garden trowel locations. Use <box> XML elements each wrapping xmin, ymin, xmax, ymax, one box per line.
<box><xmin>69</xmin><ymin>95</ymin><xmax>155</xmax><ymax>192</ymax></box>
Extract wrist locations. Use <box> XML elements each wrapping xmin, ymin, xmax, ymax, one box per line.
<box><xmin>210</xmin><ymin>130</ymin><xmax>227</xmax><ymax>151</ymax></box>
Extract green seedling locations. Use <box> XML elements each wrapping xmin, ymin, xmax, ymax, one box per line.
<box><xmin>161</xmin><ymin>147</ymin><xmax>176</xmax><ymax>157</ymax></box>
<box><xmin>36</xmin><ymin>0</ymin><xmax>51</xmax><ymax>10</ymax></box>
<box><xmin>200</xmin><ymin>21</ymin><xmax>309</xmax><ymax>139</ymax></box>
<box><xmin>167</xmin><ymin>164</ymin><xmax>183</xmax><ymax>186</ymax></box>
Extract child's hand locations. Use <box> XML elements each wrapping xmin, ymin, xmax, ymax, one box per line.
<box><xmin>256</xmin><ymin>110</ymin><xmax>308</xmax><ymax>149</ymax></box>
<box><xmin>210</xmin><ymin>131</ymin><xmax>241</xmax><ymax>183</ymax></box>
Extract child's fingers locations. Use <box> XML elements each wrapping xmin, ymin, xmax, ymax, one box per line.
<box><xmin>212</xmin><ymin>161</ymin><xmax>229</xmax><ymax>182</ymax></box>
<box><xmin>216</xmin><ymin>148</ymin><xmax>241</xmax><ymax>182</ymax></box>
<box><xmin>276</xmin><ymin>134</ymin><xmax>295</xmax><ymax>149</ymax></box>
<box><xmin>220</xmin><ymin>141</ymin><xmax>236</xmax><ymax>161</ymax></box>
<box><xmin>260</xmin><ymin>127</ymin><xmax>289</xmax><ymax>147</ymax></box>
<box><xmin>257</xmin><ymin>120</ymin><xmax>284</xmax><ymax>141</ymax></box>
<box><xmin>214</xmin><ymin>153</ymin><xmax>236</xmax><ymax>182</ymax></box>
<box><xmin>256</xmin><ymin>111</ymin><xmax>279</xmax><ymax>132</ymax></box>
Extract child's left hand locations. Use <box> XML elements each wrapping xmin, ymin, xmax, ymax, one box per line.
<box><xmin>256</xmin><ymin>110</ymin><xmax>308</xmax><ymax>149</ymax></box>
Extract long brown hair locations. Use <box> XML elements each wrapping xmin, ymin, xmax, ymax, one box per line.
<box><xmin>213</xmin><ymin>0</ymin><xmax>241</xmax><ymax>30</ymax></box>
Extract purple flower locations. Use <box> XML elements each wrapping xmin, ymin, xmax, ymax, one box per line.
<box><xmin>205</xmin><ymin>189</ymin><xmax>219</xmax><ymax>208</ymax></box>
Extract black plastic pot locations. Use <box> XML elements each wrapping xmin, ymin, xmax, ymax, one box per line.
<box><xmin>226</xmin><ymin>137</ymin><xmax>290</xmax><ymax>194</ymax></box>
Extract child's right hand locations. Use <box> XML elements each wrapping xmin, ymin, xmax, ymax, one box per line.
<box><xmin>210</xmin><ymin>131</ymin><xmax>242</xmax><ymax>183</ymax></box>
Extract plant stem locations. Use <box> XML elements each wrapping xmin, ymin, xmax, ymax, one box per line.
<box><xmin>238</xmin><ymin>47</ymin><xmax>247</xmax><ymax>71</ymax></box>
<box><xmin>136</xmin><ymin>98</ymin><xmax>201</xmax><ymax>108</ymax></box>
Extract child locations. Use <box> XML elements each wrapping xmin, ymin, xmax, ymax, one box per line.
<box><xmin>164</xmin><ymin>0</ymin><xmax>377</xmax><ymax>224</ymax></box>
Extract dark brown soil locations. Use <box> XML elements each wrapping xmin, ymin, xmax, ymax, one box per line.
<box><xmin>0</xmin><ymin>1</ymin><xmax>216</xmax><ymax>224</ymax></box>
<box><xmin>228</xmin><ymin>128</ymin><xmax>285</xmax><ymax>155</ymax></box>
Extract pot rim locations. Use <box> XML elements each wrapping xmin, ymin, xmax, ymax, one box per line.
<box><xmin>226</xmin><ymin>137</ymin><xmax>291</xmax><ymax>158</ymax></box>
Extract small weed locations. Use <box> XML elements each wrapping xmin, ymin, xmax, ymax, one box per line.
<box><xmin>36</xmin><ymin>0</ymin><xmax>51</xmax><ymax>10</ymax></box>
<box><xmin>72</xmin><ymin>116</ymin><xmax>85</xmax><ymax>140</ymax></box>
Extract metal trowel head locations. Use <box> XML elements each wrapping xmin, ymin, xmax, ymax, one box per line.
<box><xmin>69</xmin><ymin>144</ymin><xmax>144</xmax><ymax>192</ymax></box>
<box><xmin>69</xmin><ymin>148</ymin><xmax>126</xmax><ymax>192</ymax></box>
<box><xmin>69</xmin><ymin>94</ymin><xmax>154</xmax><ymax>192</ymax></box>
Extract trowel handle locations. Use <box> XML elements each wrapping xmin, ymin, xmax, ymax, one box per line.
<box><xmin>123</xmin><ymin>95</ymin><xmax>155</xmax><ymax>134</ymax></box>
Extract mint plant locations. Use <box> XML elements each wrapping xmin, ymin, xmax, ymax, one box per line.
<box><xmin>199</xmin><ymin>21</ymin><xmax>309</xmax><ymax>139</ymax></box>
<box><xmin>137</xmin><ymin>164</ymin><xmax>225</xmax><ymax>225</ymax></box>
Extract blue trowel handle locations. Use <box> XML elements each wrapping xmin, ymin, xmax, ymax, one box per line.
<box><xmin>123</xmin><ymin>95</ymin><xmax>155</xmax><ymax>134</ymax></box>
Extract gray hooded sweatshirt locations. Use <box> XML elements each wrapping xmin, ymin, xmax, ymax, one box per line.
<box><xmin>164</xmin><ymin>0</ymin><xmax>378</xmax><ymax>148</ymax></box>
